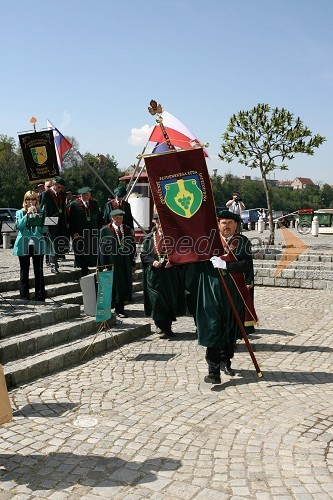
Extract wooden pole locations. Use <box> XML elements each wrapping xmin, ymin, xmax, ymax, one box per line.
<box><xmin>217</xmin><ymin>269</ymin><xmax>263</xmax><ymax>377</ymax></box>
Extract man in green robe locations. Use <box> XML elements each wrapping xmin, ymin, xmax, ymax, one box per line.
<box><xmin>141</xmin><ymin>214</ymin><xmax>186</xmax><ymax>336</ymax></box>
<box><xmin>103</xmin><ymin>186</ymin><xmax>134</xmax><ymax>232</ymax></box>
<box><xmin>98</xmin><ymin>209</ymin><xmax>136</xmax><ymax>318</ymax></box>
<box><xmin>197</xmin><ymin>210</ymin><xmax>257</xmax><ymax>384</ymax></box>
<box><xmin>68</xmin><ymin>186</ymin><xmax>103</xmax><ymax>276</ymax></box>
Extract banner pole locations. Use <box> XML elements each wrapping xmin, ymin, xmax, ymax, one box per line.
<box><xmin>217</xmin><ymin>269</ymin><xmax>262</xmax><ymax>377</ymax></box>
<box><xmin>124</xmin><ymin>144</ymin><xmax>148</xmax><ymax>201</ymax></box>
<box><xmin>73</xmin><ymin>149</ymin><xmax>147</xmax><ymax>234</ymax></box>
<box><xmin>148</xmin><ymin>99</ymin><xmax>175</xmax><ymax>150</ymax></box>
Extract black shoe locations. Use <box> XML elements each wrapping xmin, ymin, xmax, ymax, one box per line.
<box><xmin>223</xmin><ymin>366</ymin><xmax>235</xmax><ymax>376</ymax></box>
<box><xmin>165</xmin><ymin>329</ymin><xmax>174</xmax><ymax>336</ymax></box>
<box><xmin>51</xmin><ymin>267</ymin><xmax>60</xmax><ymax>274</ymax></box>
<box><xmin>116</xmin><ymin>312</ymin><xmax>128</xmax><ymax>318</ymax></box>
<box><xmin>35</xmin><ymin>295</ymin><xmax>46</xmax><ymax>302</ymax></box>
<box><xmin>204</xmin><ymin>373</ymin><xmax>221</xmax><ymax>384</ymax></box>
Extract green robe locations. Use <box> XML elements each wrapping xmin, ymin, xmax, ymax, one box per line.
<box><xmin>141</xmin><ymin>229</ymin><xmax>186</xmax><ymax>322</ymax></box>
<box><xmin>98</xmin><ymin>224</ymin><xmax>136</xmax><ymax>305</ymax></box>
<box><xmin>196</xmin><ymin>234</ymin><xmax>254</xmax><ymax>348</ymax></box>
<box><xmin>68</xmin><ymin>198</ymin><xmax>103</xmax><ymax>269</ymax></box>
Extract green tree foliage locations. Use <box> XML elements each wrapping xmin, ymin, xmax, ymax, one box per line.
<box><xmin>0</xmin><ymin>135</ymin><xmax>31</xmax><ymax>207</ymax></box>
<box><xmin>0</xmin><ymin>134</ymin><xmax>123</xmax><ymax>210</ymax></box>
<box><xmin>62</xmin><ymin>151</ymin><xmax>121</xmax><ymax>207</ymax></box>
<box><xmin>219</xmin><ymin>104</ymin><xmax>326</xmax><ymax>243</ymax></box>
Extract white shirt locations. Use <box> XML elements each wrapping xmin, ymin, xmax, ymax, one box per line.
<box><xmin>229</xmin><ymin>201</ymin><xmax>241</xmax><ymax>215</ymax></box>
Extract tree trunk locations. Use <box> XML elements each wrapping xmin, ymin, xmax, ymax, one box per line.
<box><xmin>261</xmin><ymin>168</ymin><xmax>275</xmax><ymax>245</ymax></box>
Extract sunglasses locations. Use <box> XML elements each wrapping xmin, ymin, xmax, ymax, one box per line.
<box><xmin>26</xmin><ymin>198</ymin><xmax>37</xmax><ymax>201</ymax></box>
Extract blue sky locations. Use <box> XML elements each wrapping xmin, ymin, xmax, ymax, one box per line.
<box><xmin>2</xmin><ymin>0</ymin><xmax>333</xmax><ymax>184</ymax></box>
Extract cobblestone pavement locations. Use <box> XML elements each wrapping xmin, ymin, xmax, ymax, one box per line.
<box><xmin>1</xmin><ymin>284</ymin><xmax>333</xmax><ymax>499</ymax></box>
<box><xmin>1</xmin><ymin>228</ymin><xmax>333</xmax><ymax>499</ymax></box>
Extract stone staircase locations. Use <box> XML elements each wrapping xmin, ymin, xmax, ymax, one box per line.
<box><xmin>0</xmin><ymin>266</ymin><xmax>149</xmax><ymax>388</ymax></box>
<box><xmin>253</xmin><ymin>250</ymin><xmax>333</xmax><ymax>290</ymax></box>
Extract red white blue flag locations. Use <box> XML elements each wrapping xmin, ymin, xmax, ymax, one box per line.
<box><xmin>149</xmin><ymin>110</ymin><xmax>209</xmax><ymax>157</ymax></box>
<box><xmin>47</xmin><ymin>120</ymin><xmax>72</xmax><ymax>170</ymax></box>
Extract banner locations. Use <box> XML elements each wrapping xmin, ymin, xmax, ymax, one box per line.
<box><xmin>144</xmin><ymin>148</ymin><xmax>223</xmax><ymax>265</ymax></box>
<box><xmin>18</xmin><ymin>130</ymin><xmax>59</xmax><ymax>183</ymax></box>
<box><xmin>96</xmin><ymin>270</ymin><xmax>113</xmax><ymax>322</ymax></box>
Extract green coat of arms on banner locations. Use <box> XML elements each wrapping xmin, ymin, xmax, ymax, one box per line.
<box><xmin>162</xmin><ymin>174</ymin><xmax>203</xmax><ymax>218</ymax></box>
<box><xmin>31</xmin><ymin>146</ymin><xmax>47</xmax><ymax>165</ymax></box>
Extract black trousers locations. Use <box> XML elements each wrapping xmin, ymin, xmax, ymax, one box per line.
<box><xmin>154</xmin><ymin>318</ymin><xmax>172</xmax><ymax>333</ymax></box>
<box><xmin>19</xmin><ymin>246</ymin><xmax>45</xmax><ymax>300</ymax></box>
<box><xmin>114</xmin><ymin>300</ymin><xmax>125</xmax><ymax>314</ymax></box>
<box><xmin>205</xmin><ymin>343</ymin><xmax>235</xmax><ymax>375</ymax></box>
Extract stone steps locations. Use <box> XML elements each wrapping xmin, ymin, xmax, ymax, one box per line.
<box><xmin>3</xmin><ymin>320</ymin><xmax>151</xmax><ymax>389</ymax></box>
<box><xmin>0</xmin><ymin>303</ymin><xmax>81</xmax><ymax>338</ymax></box>
<box><xmin>0</xmin><ymin>263</ymin><xmax>148</xmax><ymax>389</ymax></box>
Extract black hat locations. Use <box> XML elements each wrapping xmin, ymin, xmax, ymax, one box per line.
<box><xmin>54</xmin><ymin>176</ymin><xmax>65</xmax><ymax>186</ymax></box>
<box><xmin>114</xmin><ymin>186</ymin><xmax>127</xmax><ymax>197</ymax></box>
<box><xmin>216</xmin><ymin>209</ymin><xmax>241</xmax><ymax>222</ymax></box>
<box><xmin>78</xmin><ymin>186</ymin><xmax>92</xmax><ymax>194</ymax></box>
<box><xmin>111</xmin><ymin>209</ymin><xmax>125</xmax><ymax>217</ymax></box>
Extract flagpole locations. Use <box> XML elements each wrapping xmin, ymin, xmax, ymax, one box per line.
<box><xmin>148</xmin><ymin>99</ymin><xmax>175</xmax><ymax>150</ymax></box>
<box><xmin>74</xmin><ymin>149</ymin><xmax>147</xmax><ymax>233</ymax></box>
<box><xmin>217</xmin><ymin>269</ymin><xmax>262</xmax><ymax>377</ymax></box>
<box><xmin>124</xmin><ymin>144</ymin><xmax>148</xmax><ymax>201</ymax></box>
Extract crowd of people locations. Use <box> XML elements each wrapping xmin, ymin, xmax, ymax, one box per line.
<box><xmin>12</xmin><ymin>182</ymin><xmax>257</xmax><ymax>383</ymax></box>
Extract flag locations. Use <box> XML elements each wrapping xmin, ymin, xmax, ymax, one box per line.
<box><xmin>148</xmin><ymin>110</ymin><xmax>209</xmax><ymax>157</ymax></box>
<box><xmin>144</xmin><ymin>148</ymin><xmax>222</xmax><ymax>265</ymax></box>
<box><xmin>47</xmin><ymin>120</ymin><xmax>72</xmax><ymax>170</ymax></box>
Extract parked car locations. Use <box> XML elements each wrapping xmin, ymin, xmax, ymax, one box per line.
<box><xmin>241</xmin><ymin>209</ymin><xmax>259</xmax><ymax>230</ymax></box>
<box><xmin>271</xmin><ymin>210</ymin><xmax>294</xmax><ymax>227</ymax></box>
<box><xmin>0</xmin><ymin>208</ymin><xmax>19</xmax><ymax>245</ymax></box>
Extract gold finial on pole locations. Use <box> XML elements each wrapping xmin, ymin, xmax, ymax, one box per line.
<box><xmin>148</xmin><ymin>99</ymin><xmax>174</xmax><ymax>151</ymax></box>
<box><xmin>30</xmin><ymin>116</ymin><xmax>37</xmax><ymax>132</ymax></box>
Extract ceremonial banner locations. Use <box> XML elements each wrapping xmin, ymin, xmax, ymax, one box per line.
<box><xmin>18</xmin><ymin>130</ymin><xmax>59</xmax><ymax>183</ymax></box>
<box><xmin>96</xmin><ymin>270</ymin><xmax>113</xmax><ymax>322</ymax></box>
<box><xmin>144</xmin><ymin>148</ymin><xmax>223</xmax><ymax>265</ymax></box>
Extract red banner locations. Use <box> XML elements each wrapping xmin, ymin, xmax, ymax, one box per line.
<box><xmin>144</xmin><ymin>148</ymin><xmax>223</xmax><ymax>265</ymax></box>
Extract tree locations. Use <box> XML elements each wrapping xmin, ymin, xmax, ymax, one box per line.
<box><xmin>0</xmin><ymin>135</ymin><xmax>30</xmax><ymax>206</ymax></box>
<box><xmin>62</xmin><ymin>151</ymin><xmax>121</xmax><ymax>207</ymax></box>
<box><xmin>219</xmin><ymin>104</ymin><xmax>326</xmax><ymax>244</ymax></box>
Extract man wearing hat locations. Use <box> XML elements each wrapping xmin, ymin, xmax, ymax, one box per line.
<box><xmin>68</xmin><ymin>187</ymin><xmax>103</xmax><ymax>276</ymax></box>
<box><xmin>141</xmin><ymin>213</ymin><xmax>186</xmax><ymax>336</ymax></box>
<box><xmin>104</xmin><ymin>186</ymin><xmax>134</xmax><ymax>232</ymax></box>
<box><xmin>196</xmin><ymin>210</ymin><xmax>257</xmax><ymax>384</ymax></box>
<box><xmin>98</xmin><ymin>208</ymin><xmax>136</xmax><ymax>318</ymax></box>
<box><xmin>39</xmin><ymin>176</ymin><xmax>69</xmax><ymax>273</ymax></box>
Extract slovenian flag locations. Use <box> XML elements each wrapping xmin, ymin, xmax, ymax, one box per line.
<box><xmin>47</xmin><ymin>120</ymin><xmax>73</xmax><ymax>170</ymax></box>
<box><xmin>149</xmin><ymin>110</ymin><xmax>209</xmax><ymax>157</ymax></box>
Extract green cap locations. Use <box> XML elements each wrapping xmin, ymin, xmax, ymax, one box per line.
<box><xmin>114</xmin><ymin>186</ymin><xmax>127</xmax><ymax>197</ymax></box>
<box><xmin>111</xmin><ymin>209</ymin><xmax>125</xmax><ymax>217</ymax></box>
<box><xmin>54</xmin><ymin>176</ymin><xmax>65</xmax><ymax>186</ymax></box>
<box><xmin>78</xmin><ymin>186</ymin><xmax>92</xmax><ymax>194</ymax></box>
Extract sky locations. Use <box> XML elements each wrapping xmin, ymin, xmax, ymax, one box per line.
<box><xmin>1</xmin><ymin>0</ymin><xmax>333</xmax><ymax>185</ymax></box>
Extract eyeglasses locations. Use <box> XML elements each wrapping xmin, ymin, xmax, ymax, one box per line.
<box><xmin>26</xmin><ymin>198</ymin><xmax>37</xmax><ymax>201</ymax></box>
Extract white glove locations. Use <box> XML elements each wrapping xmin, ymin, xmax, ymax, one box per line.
<box><xmin>210</xmin><ymin>256</ymin><xmax>227</xmax><ymax>269</ymax></box>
